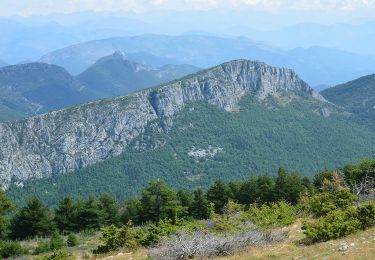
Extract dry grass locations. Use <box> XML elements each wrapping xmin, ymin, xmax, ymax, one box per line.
<box><xmin>23</xmin><ymin>223</ymin><xmax>374</xmax><ymax>259</ymax></box>
<box><xmin>216</xmin><ymin>223</ymin><xmax>375</xmax><ymax>260</ymax></box>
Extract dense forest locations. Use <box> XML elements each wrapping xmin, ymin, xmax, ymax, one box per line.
<box><xmin>0</xmin><ymin>159</ymin><xmax>374</xmax><ymax>259</ymax></box>
<box><xmin>8</xmin><ymin>95</ymin><xmax>375</xmax><ymax>205</ymax></box>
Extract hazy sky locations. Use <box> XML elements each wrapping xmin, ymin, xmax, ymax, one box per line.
<box><xmin>1</xmin><ymin>0</ymin><xmax>375</xmax><ymax>16</ymax></box>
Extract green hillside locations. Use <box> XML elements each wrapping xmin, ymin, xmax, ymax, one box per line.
<box><xmin>78</xmin><ymin>51</ymin><xmax>200</xmax><ymax>98</ymax></box>
<box><xmin>8</xmin><ymin>93</ymin><xmax>375</xmax><ymax>205</ymax></box>
<box><xmin>0</xmin><ymin>62</ymin><xmax>91</xmax><ymax>121</ymax></box>
<box><xmin>321</xmin><ymin>74</ymin><xmax>375</xmax><ymax>128</ymax></box>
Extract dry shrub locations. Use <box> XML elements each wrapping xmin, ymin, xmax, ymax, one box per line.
<box><xmin>150</xmin><ymin>229</ymin><xmax>286</xmax><ymax>259</ymax></box>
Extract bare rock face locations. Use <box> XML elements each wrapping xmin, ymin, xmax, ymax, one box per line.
<box><xmin>0</xmin><ymin>60</ymin><xmax>324</xmax><ymax>189</ymax></box>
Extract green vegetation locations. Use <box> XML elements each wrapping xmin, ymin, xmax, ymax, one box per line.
<box><xmin>66</xmin><ymin>233</ymin><xmax>79</xmax><ymax>247</ymax></box>
<box><xmin>8</xmin><ymin>95</ymin><xmax>375</xmax><ymax>205</ymax></box>
<box><xmin>321</xmin><ymin>74</ymin><xmax>375</xmax><ymax>128</ymax></box>
<box><xmin>0</xmin><ymin>159</ymin><xmax>373</xmax><ymax>258</ymax></box>
<box><xmin>77</xmin><ymin>53</ymin><xmax>199</xmax><ymax>98</ymax></box>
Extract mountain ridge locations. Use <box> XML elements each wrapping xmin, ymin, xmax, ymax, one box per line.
<box><xmin>0</xmin><ymin>62</ymin><xmax>91</xmax><ymax>121</ymax></box>
<box><xmin>321</xmin><ymin>74</ymin><xmax>375</xmax><ymax>127</ymax></box>
<box><xmin>77</xmin><ymin>51</ymin><xmax>200</xmax><ymax>98</ymax></box>
<box><xmin>39</xmin><ymin>34</ymin><xmax>375</xmax><ymax>86</ymax></box>
<box><xmin>0</xmin><ymin>59</ymin><xmax>322</xmax><ymax>189</ymax></box>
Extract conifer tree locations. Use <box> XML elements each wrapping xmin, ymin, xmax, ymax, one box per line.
<box><xmin>207</xmin><ymin>180</ymin><xmax>229</xmax><ymax>213</ymax></box>
<box><xmin>54</xmin><ymin>196</ymin><xmax>78</xmax><ymax>232</ymax></box>
<box><xmin>189</xmin><ymin>188</ymin><xmax>211</xmax><ymax>219</ymax></box>
<box><xmin>0</xmin><ymin>190</ymin><xmax>14</xmax><ymax>239</ymax></box>
<box><xmin>10</xmin><ymin>197</ymin><xmax>53</xmax><ymax>239</ymax></box>
<box><xmin>98</xmin><ymin>193</ymin><xmax>119</xmax><ymax>226</ymax></box>
<box><xmin>140</xmin><ymin>181</ymin><xmax>180</xmax><ymax>223</ymax></box>
<box><xmin>77</xmin><ymin>196</ymin><xmax>101</xmax><ymax>230</ymax></box>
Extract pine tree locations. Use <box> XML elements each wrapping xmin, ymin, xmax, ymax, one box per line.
<box><xmin>275</xmin><ymin>167</ymin><xmax>288</xmax><ymax>201</ymax></box>
<box><xmin>256</xmin><ymin>175</ymin><xmax>275</xmax><ymax>203</ymax></box>
<box><xmin>98</xmin><ymin>193</ymin><xmax>119</xmax><ymax>226</ymax></box>
<box><xmin>0</xmin><ymin>190</ymin><xmax>14</xmax><ymax>239</ymax></box>
<box><xmin>238</xmin><ymin>177</ymin><xmax>258</xmax><ymax>205</ymax></box>
<box><xmin>54</xmin><ymin>196</ymin><xmax>78</xmax><ymax>233</ymax></box>
<box><xmin>121</xmin><ymin>198</ymin><xmax>142</xmax><ymax>225</ymax></box>
<box><xmin>189</xmin><ymin>188</ymin><xmax>211</xmax><ymax>219</ymax></box>
<box><xmin>77</xmin><ymin>196</ymin><xmax>101</xmax><ymax>230</ymax></box>
<box><xmin>207</xmin><ymin>180</ymin><xmax>229</xmax><ymax>213</ymax></box>
<box><xmin>10</xmin><ymin>197</ymin><xmax>53</xmax><ymax>239</ymax></box>
<box><xmin>140</xmin><ymin>180</ymin><xmax>180</xmax><ymax>223</ymax></box>
<box><xmin>177</xmin><ymin>189</ymin><xmax>193</xmax><ymax>217</ymax></box>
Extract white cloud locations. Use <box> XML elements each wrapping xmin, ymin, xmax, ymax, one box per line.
<box><xmin>1</xmin><ymin>0</ymin><xmax>375</xmax><ymax>16</ymax></box>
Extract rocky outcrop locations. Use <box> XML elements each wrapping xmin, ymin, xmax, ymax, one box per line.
<box><xmin>0</xmin><ymin>60</ymin><xmax>324</xmax><ymax>189</ymax></box>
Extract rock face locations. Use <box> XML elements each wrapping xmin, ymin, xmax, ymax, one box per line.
<box><xmin>0</xmin><ymin>60</ymin><xmax>324</xmax><ymax>189</ymax></box>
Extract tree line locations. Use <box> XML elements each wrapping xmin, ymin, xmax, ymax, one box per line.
<box><xmin>1</xmin><ymin>158</ymin><xmax>372</xmax><ymax>241</ymax></box>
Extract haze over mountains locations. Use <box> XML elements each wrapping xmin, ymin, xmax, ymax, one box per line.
<box><xmin>77</xmin><ymin>51</ymin><xmax>200</xmax><ymax>98</ymax></box>
<box><xmin>40</xmin><ymin>34</ymin><xmax>375</xmax><ymax>86</ymax></box>
<box><xmin>0</xmin><ymin>63</ymin><xmax>90</xmax><ymax>121</ymax></box>
<box><xmin>0</xmin><ymin>9</ymin><xmax>375</xmax><ymax>204</ymax></box>
<box><xmin>0</xmin><ymin>54</ymin><xmax>201</xmax><ymax>121</ymax></box>
<box><xmin>0</xmin><ymin>59</ymin><xmax>6</xmax><ymax>67</ymax></box>
<box><xmin>1</xmin><ymin>11</ymin><xmax>375</xmax><ymax>87</ymax></box>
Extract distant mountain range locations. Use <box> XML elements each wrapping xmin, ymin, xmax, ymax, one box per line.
<box><xmin>40</xmin><ymin>34</ymin><xmax>375</xmax><ymax>86</ymax></box>
<box><xmin>0</xmin><ymin>59</ymin><xmax>7</xmax><ymax>67</ymax></box>
<box><xmin>321</xmin><ymin>74</ymin><xmax>375</xmax><ymax>128</ymax></box>
<box><xmin>77</xmin><ymin>51</ymin><xmax>200</xmax><ymax>98</ymax></box>
<box><xmin>4</xmin><ymin>60</ymin><xmax>375</xmax><ymax>205</ymax></box>
<box><xmin>0</xmin><ymin>63</ymin><xmax>90</xmax><ymax>121</ymax></box>
<box><xmin>231</xmin><ymin>22</ymin><xmax>375</xmax><ymax>56</ymax></box>
<box><xmin>0</xmin><ymin>55</ymin><xmax>202</xmax><ymax>122</ymax></box>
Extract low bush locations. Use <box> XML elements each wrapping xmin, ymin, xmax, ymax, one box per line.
<box><xmin>356</xmin><ymin>203</ymin><xmax>375</xmax><ymax>229</ymax></box>
<box><xmin>50</xmin><ymin>231</ymin><xmax>64</xmax><ymax>250</ymax></box>
<box><xmin>35</xmin><ymin>231</ymin><xmax>65</xmax><ymax>254</ymax></box>
<box><xmin>66</xmin><ymin>233</ymin><xmax>79</xmax><ymax>247</ymax></box>
<box><xmin>243</xmin><ymin>201</ymin><xmax>296</xmax><ymax>228</ymax></box>
<box><xmin>302</xmin><ymin>208</ymin><xmax>361</xmax><ymax>242</ymax></box>
<box><xmin>93</xmin><ymin>222</ymin><xmax>139</xmax><ymax>254</ymax></box>
<box><xmin>139</xmin><ymin>219</ymin><xmax>181</xmax><ymax>246</ymax></box>
<box><xmin>300</xmin><ymin>189</ymin><xmax>355</xmax><ymax>217</ymax></box>
<box><xmin>150</xmin><ymin>229</ymin><xmax>286</xmax><ymax>259</ymax></box>
<box><xmin>35</xmin><ymin>241</ymin><xmax>52</xmax><ymax>254</ymax></box>
<box><xmin>302</xmin><ymin>203</ymin><xmax>375</xmax><ymax>243</ymax></box>
<box><xmin>37</xmin><ymin>250</ymin><xmax>74</xmax><ymax>260</ymax></box>
<box><xmin>0</xmin><ymin>240</ymin><xmax>29</xmax><ymax>258</ymax></box>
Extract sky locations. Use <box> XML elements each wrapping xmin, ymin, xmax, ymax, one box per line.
<box><xmin>1</xmin><ymin>0</ymin><xmax>375</xmax><ymax>16</ymax></box>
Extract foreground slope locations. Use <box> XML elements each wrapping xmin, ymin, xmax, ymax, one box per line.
<box><xmin>78</xmin><ymin>51</ymin><xmax>200</xmax><ymax>98</ymax></box>
<box><xmin>321</xmin><ymin>74</ymin><xmax>375</xmax><ymax>128</ymax></box>
<box><xmin>4</xmin><ymin>60</ymin><xmax>375</xmax><ymax>204</ymax></box>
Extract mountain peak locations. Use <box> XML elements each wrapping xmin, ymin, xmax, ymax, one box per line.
<box><xmin>111</xmin><ymin>50</ymin><xmax>128</xmax><ymax>60</ymax></box>
<box><xmin>0</xmin><ymin>59</ymin><xmax>326</xmax><ymax>189</ymax></box>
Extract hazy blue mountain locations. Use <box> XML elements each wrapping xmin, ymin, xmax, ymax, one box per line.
<box><xmin>0</xmin><ymin>59</ymin><xmax>7</xmax><ymax>67</ymax></box>
<box><xmin>0</xmin><ymin>15</ymin><xmax>150</xmax><ymax>64</ymax></box>
<box><xmin>0</xmin><ymin>63</ymin><xmax>91</xmax><ymax>121</ymax></box>
<box><xmin>78</xmin><ymin>51</ymin><xmax>200</xmax><ymax>97</ymax></box>
<box><xmin>232</xmin><ymin>22</ymin><xmax>375</xmax><ymax>55</ymax></box>
<box><xmin>321</xmin><ymin>74</ymin><xmax>375</xmax><ymax>128</ymax></box>
<box><xmin>40</xmin><ymin>34</ymin><xmax>375</xmax><ymax>86</ymax></box>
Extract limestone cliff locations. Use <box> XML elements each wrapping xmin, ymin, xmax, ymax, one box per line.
<box><xmin>0</xmin><ymin>60</ymin><xmax>324</xmax><ymax>189</ymax></box>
